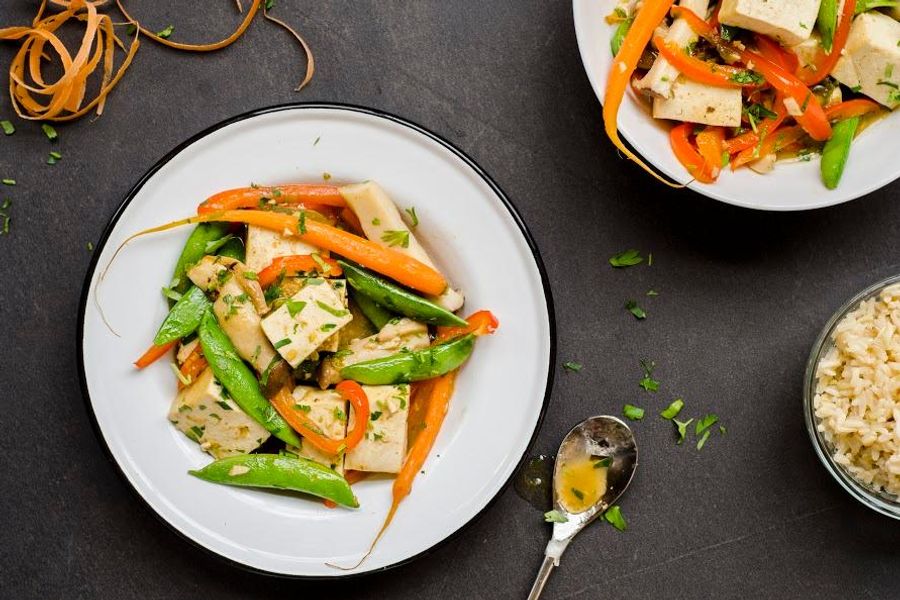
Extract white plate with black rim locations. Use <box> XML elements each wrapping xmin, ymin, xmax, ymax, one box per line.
<box><xmin>78</xmin><ymin>103</ymin><xmax>554</xmax><ymax>577</ymax></box>
<box><xmin>573</xmin><ymin>0</ymin><xmax>900</xmax><ymax>211</ymax></box>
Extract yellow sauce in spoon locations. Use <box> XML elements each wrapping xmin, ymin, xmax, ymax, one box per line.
<box><xmin>556</xmin><ymin>456</ymin><xmax>608</xmax><ymax>514</ymax></box>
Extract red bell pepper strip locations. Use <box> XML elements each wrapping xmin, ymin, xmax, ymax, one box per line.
<box><xmin>198</xmin><ymin>184</ymin><xmax>347</xmax><ymax>214</ymax></box>
<box><xmin>825</xmin><ymin>99</ymin><xmax>881</xmax><ymax>121</ymax></box>
<box><xmin>435</xmin><ymin>310</ymin><xmax>499</xmax><ymax>343</ymax></box>
<box><xmin>256</xmin><ymin>255</ymin><xmax>343</xmax><ymax>288</ymax></box>
<box><xmin>724</xmin><ymin>95</ymin><xmax>788</xmax><ymax>154</ymax></box>
<box><xmin>604</xmin><ymin>0</ymin><xmax>681</xmax><ymax>188</ymax></box>
<box><xmin>673</xmin><ymin>7</ymin><xmax>832</xmax><ymax>142</ymax></box>
<box><xmin>670</xmin><ymin>123</ymin><xmax>718</xmax><ymax>184</ymax></box>
<box><xmin>732</xmin><ymin>125</ymin><xmax>807</xmax><ymax>169</ymax></box>
<box><xmin>754</xmin><ymin>34</ymin><xmax>799</xmax><ymax>73</ymax></box>
<box><xmin>270</xmin><ymin>380</ymin><xmax>369</xmax><ymax>455</ymax></box>
<box><xmin>654</xmin><ymin>36</ymin><xmax>760</xmax><ymax>88</ymax></box>
<box><xmin>134</xmin><ymin>339</ymin><xmax>177</xmax><ymax>369</ymax></box>
<box><xmin>797</xmin><ymin>0</ymin><xmax>856</xmax><ymax>86</ymax></box>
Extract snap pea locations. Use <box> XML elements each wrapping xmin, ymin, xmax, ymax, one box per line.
<box><xmin>189</xmin><ymin>454</ymin><xmax>358</xmax><ymax>508</ymax></box>
<box><xmin>339</xmin><ymin>260</ymin><xmax>467</xmax><ymax>327</ymax></box>
<box><xmin>340</xmin><ymin>333</ymin><xmax>475</xmax><ymax>384</ymax></box>
<box><xmin>169</xmin><ymin>222</ymin><xmax>231</xmax><ymax>300</ymax></box>
<box><xmin>152</xmin><ymin>285</ymin><xmax>211</xmax><ymax>346</ymax></box>
<box><xmin>610</xmin><ymin>16</ymin><xmax>633</xmax><ymax>57</ymax></box>
<box><xmin>821</xmin><ymin>116</ymin><xmax>859</xmax><ymax>190</ymax></box>
<box><xmin>214</xmin><ymin>236</ymin><xmax>245</xmax><ymax>261</ymax></box>
<box><xmin>351</xmin><ymin>288</ymin><xmax>394</xmax><ymax>330</ymax></box>
<box><xmin>198</xmin><ymin>311</ymin><xmax>302</xmax><ymax>446</ymax></box>
<box><xmin>817</xmin><ymin>0</ymin><xmax>837</xmax><ymax>51</ymax></box>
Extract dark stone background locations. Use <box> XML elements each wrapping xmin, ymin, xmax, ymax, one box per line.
<box><xmin>2</xmin><ymin>2</ymin><xmax>898</xmax><ymax>598</ymax></box>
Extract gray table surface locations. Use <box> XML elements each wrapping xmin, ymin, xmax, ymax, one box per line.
<box><xmin>2</xmin><ymin>1</ymin><xmax>899</xmax><ymax>598</ymax></box>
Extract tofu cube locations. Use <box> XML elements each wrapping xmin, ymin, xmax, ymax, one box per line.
<box><xmin>260</xmin><ymin>279</ymin><xmax>353</xmax><ymax>368</ymax></box>
<box><xmin>653</xmin><ymin>77</ymin><xmax>743</xmax><ymax>126</ymax></box>
<box><xmin>168</xmin><ymin>368</ymin><xmax>270</xmax><ymax>458</ymax></box>
<box><xmin>286</xmin><ymin>387</ymin><xmax>348</xmax><ymax>473</ymax></box>
<box><xmin>719</xmin><ymin>0</ymin><xmax>820</xmax><ymax>46</ymax></box>
<box><xmin>345</xmin><ymin>385</ymin><xmax>410</xmax><ymax>474</ymax></box>
<box><xmin>832</xmin><ymin>12</ymin><xmax>900</xmax><ymax>108</ymax></box>
<box><xmin>318</xmin><ymin>280</ymin><xmax>348</xmax><ymax>353</ymax></box>
<box><xmin>245</xmin><ymin>225</ymin><xmax>319</xmax><ymax>273</ymax></box>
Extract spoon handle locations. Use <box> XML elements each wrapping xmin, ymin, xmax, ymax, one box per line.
<box><xmin>526</xmin><ymin>554</ymin><xmax>556</xmax><ymax>600</ymax></box>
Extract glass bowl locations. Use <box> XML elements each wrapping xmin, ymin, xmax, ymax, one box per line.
<box><xmin>804</xmin><ymin>274</ymin><xmax>900</xmax><ymax>519</ymax></box>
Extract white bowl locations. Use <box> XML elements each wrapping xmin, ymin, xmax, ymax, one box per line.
<box><xmin>573</xmin><ymin>0</ymin><xmax>900</xmax><ymax>211</ymax></box>
<box><xmin>78</xmin><ymin>103</ymin><xmax>555</xmax><ymax>577</ymax></box>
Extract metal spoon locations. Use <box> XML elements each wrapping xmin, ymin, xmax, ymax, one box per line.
<box><xmin>526</xmin><ymin>416</ymin><xmax>638</xmax><ymax>600</ymax></box>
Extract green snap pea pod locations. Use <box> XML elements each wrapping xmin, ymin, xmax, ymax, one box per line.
<box><xmin>198</xmin><ymin>311</ymin><xmax>302</xmax><ymax>446</ymax></box>
<box><xmin>169</xmin><ymin>222</ymin><xmax>231</xmax><ymax>300</ymax></box>
<box><xmin>821</xmin><ymin>116</ymin><xmax>859</xmax><ymax>190</ymax></box>
<box><xmin>189</xmin><ymin>454</ymin><xmax>358</xmax><ymax>508</ymax></box>
<box><xmin>610</xmin><ymin>16</ymin><xmax>634</xmax><ymax>57</ymax></box>
<box><xmin>153</xmin><ymin>286</ymin><xmax>211</xmax><ymax>346</ymax></box>
<box><xmin>351</xmin><ymin>288</ymin><xmax>394</xmax><ymax>330</ymax></box>
<box><xmin>214</xmin><ymin>236</ymin><xmax>245</xmax><ymax>261</ymax></box>
<box><xmin>817</xmin><ymin>0</ymin><xmax>838</xmax><ymax>51</ymax></box>
<box><xmin>339</xmin><ymin>260</ymin><xmax>467</xmax><ymax>327</ymax></box>
<box><xmin>340</xmin><ymin>334</ymin><xmax>475</xmax><ymax>385</ymax></box>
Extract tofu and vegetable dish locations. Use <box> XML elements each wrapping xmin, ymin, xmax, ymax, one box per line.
<box><xmin>604</xmin><ymin>0</ymin><xmax>900</xmax><ymax>189</ymax></box>
<box><xmin>130</xmin><ymin>181</ymin><xmax>497</xmax><ymax>553</ymax></box>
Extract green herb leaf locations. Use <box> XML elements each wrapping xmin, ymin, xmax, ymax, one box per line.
<box><xmin>316</xmin><ymin>300</ymin><xmax>349</xmax><ymax>318</ymax></box>
<box><xmin>405</xmin><ymin>206</ymin><xmax>419</xmax><ymax>228</ymax></box>
<box><xmin>215</xmin><ymin>400</ymin><xmax>233</xmax><ymax>411</ymax></box>
<box><xmin>697</xmin><ymin>429</ymin><xmax>712</xmax><ymax>450</ymax></box>
<box><xmin>41</xmin><ymin>123</ymin><xmax>58</xmax><ymax>141</ymax></box>
<box><xmin>855</xmin><ymin>0</ymin><xmax>899</xmax><ymax>14</ymax></box>
<box><xmin>161</xmin><ymin>286</ymin><xmax>183</xmax><ymax>302</ymax></box>
<box><xmin>660</xmin><ymin>398</ymin><xmax>684</xmax><ymax>420</ymax></box>
<box><xmin>86</xmin><ymin>241</ymin><xmax>94</xmax><ymax>252</ymax></box>
<box><xmin>287</xmin><ymin>300</ymin><xmax>307</xmax><ymax>318</ymax></box>
<box><xmin>571</xmin><ymin>487</ymin><xmax>585</xmax><ymax>501</ymax></box>
<box><xmin>265</xmin><ymin>0</ymin><xmax>275</xmax><ymax>8</ymax></box>
<box><xmin>204</xmin><ymin>234</ymin><xmax>235</xmax><ymax>254</ymax></box>
<box><xmin>562</xmin><ymin>360</ymin><xmax>582</xmax><ymax>373</ymax></box>
<box><xmin>156</xmin><ymin>24</ymin><xmax>175</xmax><ymax>39</ymax></box>
<box><xmin>719</xmin><ymin>425</ymin><xmax>727</xmax><ymax>435</ymax></box>
<box><xmin>1</xmin><ymin>179</ymin><xmax>15</xmax><ymax>186</ymax></box>
<box><xmin>646</xmin><ymin>289</ymin><xmax>659</xmax><ymax>296</ymax></box>
<box><xmin>544</xmin><ymin>509</ymin><xmax>568</xmax><ymax>523</ymax></box>
<box><xmin>381</xmin><ymin>229</ymin><xmax>410</xmax><ymax>248</ymax></box>
<box><xmin>695</xmin><ymin>414</ymin><xmax>719</xmax><ymax>435</ymax></box>
<box><xmin>623</xmin><ymin>404</ymin><xmax>644</xmax><ymax>420</ymax></box>
<box><xmin>274</xmin><ymin>338</ymin><xmax>291</xmax><ymax>349</ymax></box>
<box><xmin>673</xmin><ymin>418</ymin><xmax>694</xmax><ymax>444</ymax></box>
<box><xmin>297</xmin><ymin>210</ymin><xmax>307</xmax><ymax>234</ymax></box>
<box><xmin>320</xmin><ymin>323</ymin><xmax>337</xmax><ymax>332</ymax></box>
<box><xmin>730</xmin><ymin>70</ymin><xmax>764</xmax><ymax>85</ymax></box>
<box><xmin>609</xmin><ymin>249</ymin><xmax>644</xmax><ymax>268</ymax></box>
<box><xmin>242</xmin><ymin>271</ymin><xmax>258</xmax><ymax>281</ymax></box>
<box><xmin>592</xmin><ymin>456</ymin><xmax>612</xmax><ymax>468</ymax></box>
<box><xmin>625</xmin><ymin>300</ymin><xmax>646</xmax><ymax>320</ymax></box>
<box><xmin>719</xmin><ymin>23</ymin><xmax>740</xmax><ymax>41</ymax></box>
<box><xmin>0</xmin><ymin>120</ymin><xmax>14</xmax><ymax>135</ymax></box>
<box><xmin>610</xmin><ymin>16</ymin><xmax>634</xmax><ymax>56</ymax></box>
<box><xmin>639</xmin><ymin>359</ymin><xmax>659</xmax><ymax>392</ymax></box>
<box><xmin>370</xmin><ymin>411</ymin><xmax>383</xmax><ymax>421</ymax></box>
<box><xmin>47</xmin><ymin>150</ymin><xmax>62</xmax><ymax>165</ymax></box>
<box><xmin>604</xmin><ymin>505</ymin><xmax>627</xmax><ymax>531</ymax></box>
<box><xmin>322</xmin><ymin>172</ymin><xmax>332</xmax><ymax>181</ymax></box>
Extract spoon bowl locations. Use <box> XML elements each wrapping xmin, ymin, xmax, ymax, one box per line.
<box><xmin>527</xmin><ymin>416</ymin><xmax>638</xmax><ymax>599</ymax></box>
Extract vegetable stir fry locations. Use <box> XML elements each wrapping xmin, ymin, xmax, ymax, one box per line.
<box><xmin>133</xmin><ymin>181</ymin><xmax>498</xmax><ymax>556</ymax></box>
<box><xmin>605</xmin><ymin>0</ymin><xmax>900</xmax><ymax>189</ymax></box>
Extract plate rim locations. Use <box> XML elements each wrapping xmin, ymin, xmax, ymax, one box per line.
<box><xmin>75</xmin><ymin>101</ymin><xmax>557</xmax><ymax>579</ymax></box>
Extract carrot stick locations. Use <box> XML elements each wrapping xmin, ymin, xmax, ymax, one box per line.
<box><xmin>178</xmin><ymin>346</ymin><xmax>207</xmax><ymax>388</ymax></box>
<box><xmin>604</xmin><ymin>0</ymin><xmax>681</xmax><ymax>188</ymax></box>
<box><xmin>134</xmin><ymin>340</ymin><xmax>177</xmax><ymax>369</ymax></box>
<box><xmin>198</xmin><ymin>184</ymin><xmax>346</xmax><ymax>214</ymax></box>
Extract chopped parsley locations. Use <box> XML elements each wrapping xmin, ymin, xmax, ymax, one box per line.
<box><xmin>242</xmin><ymin>271</ymin><xmax>258</xmax><ymax>281</ymax></box>
<box><xmin>333</xmin><ymin>407</ymin><xmax>346</xmax><ymax>422</ymax></box>
<box><xmin>673</xmin><ymin>418</ymin><xmax>693</xmax><ymax>444</ymax></box>
<box><xmin>371</xmin><ymin>217</ymin><xmax>381</xmax><ymax>226</ymax></box>
<box><xmin>719</xmin><ymin>24</ymin><xmax>740</xmax><ymax>41</ymax></box>
<box><xmin>1</xmin><ymin>178</ymin><xmax>15</xmax><ymax>186</ymax></box>
<box><xmin>731</xmin><ymin>70</ymin><xmax>764</xmax><ymax>86</ymax></box>
<box><xmin>322</xmin><ymin>172</ymin><xmax>332</xmax><ymax>181</ymax></box>
<box><xmin>625</xmin><ymin>300</ymin><xmax>646</xmax><ymax>320</ymax></box>
<box><xmin>405</xmin><ymin>206</ymin><xmax>419</xmax><ymax>227</ymax></box>
<box><xmin>609</xmin><ymin>249</ymin><xmax>643</xmax><ymax>267</ymax></box>
<box><xmin>0</xmin><ymin>199</ymin><xmax>10</xmax><ymax>235</ymax></box>
<box><xmin>273</xmin><ymin>338</ymin><xmax>291</xmax><ymax>349</ymax></box>
<box><xmin>638</xmin><ymin>359</ymin><xmax>659</xmax><ymax>392</ymax></box>
<box><xmin>293</xmin><ymin>403</ymin><xmax>312</xmax><ymax>413</ymax></box>
<box><xmin>313</xmin><ymin>136</ymin><xmax>320</xmax><ymax>145</ymax></box>
<box><xmin>156</xmin><ymin>24</ymin><xmax>175</xmax><ymax>39</ymax></box>
<box><xmin>744</xmin><ymin>103</ymin><xmax>778</xmax><ymax>133</ymax></box>
<box><xmin>41</xmin><ymin>123</ymin><xmax>57</xmax><ymax>141</ymax></box>
<box><xmin>604</xmin><ymin>505</ymin><xmax>627</xmax><ymax>531</ymax></box>
<box><xmin>370</xmin><ymin>411</ymin><xmax>383</xmax><ymax>421</ymax></box>
<box><xmin>562</xmin><ymin>360</ymin><xmax>582</xmax><ymax>373</ymax></box>
<box><xmin>571</xmin><ymin>487</ymin><xmax>585</xmax><ymax>501</ymax></box>
<box><xmin>592</xmin><ymin>456</ymin><xmax>612</xmax><ymax>468</ymax></box>
<box><xmin>623</xmin><ymin>404</ymin><xmax>645</xmax><ymax>421</ymax></box>
<box><xmin>316</xmin><ymin>300</ymin><xmax>349</xmax><ymax>317</ymax></box>
<box><xmin>660</xmin><ymin>398</ymin><xmax>684</xmax><ymax>420</ymax></box>
<box><xmin>215</xmin><ymin>400</ymin><xmax>233</xmax><ymax>411</ymax></box>
<box><xmin>287</xmin><ymin>300</ymin><xmax>307</xmax><ymax>317</ymax></box>
<box><xmin>647</xmin><ymin>289</ymin><xmax>659</xmax><ymax>296</ymax></box>
<box><xmin>544</xmin><ymin>510</ymin><xmax>568</xmax><ymax>523</ymax></box>
<box><xmin>381</xmin><ymin>229</ymin><xmax>410</xmax><ymax>248</ymax></box>
<box><xmin>47</xmin><ymin>151</ymin><xmax>62</xmax><ymax>165</ymax></box>
<box><xmin>695</xmin><ymin>413</ymin><xmax>719</xmax><ymax>435</ymax></box>
<box><xmin>204</xmin><ymin>234</ymin><xmax>235</xmax><ymax>254</ymax></box>
<box><xmin>697</xmin><ymin>429</ymin><xmax>712</xmax><ymax>450</ymax></box>
<box><xmin>297</xmin><ymin>210</ymin><xmax>307</xmax><ymax>234</ymax></box>
<box><xmin>265</xmin><ymin>0</ymin><xmax>275</xmax><ymax>9</ymax></box>
<box><xmin>161</xmin><ymin>286</ymin><xmax>182</xmax><ymax>302</ymax></box>
<box><xmin>86</xmin><ymin>241</ymin><xmax>93</xmax><ymax>252</ymax></box>
<box><xmin>320</xmin><ymin>323</ymin><xmax>337</xmax><ymax>332</ymax></box>
<box><xmin>0</xmin><ymin>120</ymin><xmax>14</xmax><ymax>135</ymax></box>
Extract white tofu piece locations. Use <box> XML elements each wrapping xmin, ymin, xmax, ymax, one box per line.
<box><xmin>286</xmin><ymin>387</ymin><xmax>348</xmax><ymax>473</ymax></box>
<box><xmin>344</xmin><ymin>385</ymin><xmax>410</xmax><ymax>474</ymax></box>
<box><xmin>339</xmin><ymin>181</ymin><xmax>464</xmax><ymax>312</ymax></box>
<box><xmin>833</xmin><ymin>12</ymin><xmax>900</xmax><ymax>108</ymax></box>
<box><xmin>317</xmin><ymin>279</ymin><xmax>348</xmax><ymax>353</ymax></box>
<box><xmin>636</xmin><ymin>0</ymin><xmax>710</xmax><ymax>98</ymax></box>
<box><xmin>260</xmin><ymin>279</ymin><xmax>353</xmax><ymax>368</ymax></box>
<box><xmin>719</xmin><ymin>0</ymin><xmax>821</xmax><ymax>45</ymax></box>
<box><xmin>245</xmin><ymin>225</ymin><xmax>319</xmax><ymax>273</ymax></box>
<box><xmin>168</xmin><ymin>368</ymin><xmax>270</xmax><ymax>458</ymax></box>
<box><xmin>652</xmin><ymin>77</ymin><xmax>743</xmax><ymax>126</ymax></box>
<box><xmin>318</xmin><ymin>318</ymin><xmax>431</xmax><ymax>387</ymax></box>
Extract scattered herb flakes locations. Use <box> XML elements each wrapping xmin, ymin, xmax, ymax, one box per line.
<box><xmin>697</xmin><ymin>429</ymin><xmax>712</xmax><ymax>450</ymax></box>
<box><xmin>623</xmin><ymin>404</ymin><xmax>645</xmax><ymax>421</ymax></box>
<box><xmin>592</xmin><ymin>456</ymin><xmax>612</xmax><ymax>468</ymax></box>
<box><xmin>156</xmin><ymin>24</ymin><xmax>175</xmax><ymax>39</ymax></box>
<box><xmin>719</xmin><ymin>425</ymin><xmax>727</xmax><ymax>435</ymax></box>
<box><xmin>126</xmin><ymin>23</ymin><xmax>137</xmax><ymax>36</ymax></box>
<box><xmin>161</xmin><ymin>286</ymin><xmax>182</xmax><ymax>302</ymax></box>
<box><xmin>316</xmin><ymin>300</ymin><xmax>349</xmax><ymax>317</ymax></box>
<box><xmin>695</xmin><ymin>414</ymin><xmax>719</xmax><ymax>436</ymax></box>
<box><xmin>313</xmin><ymin>135</ymin><xmax>320</xmax><ymax>146</ymax></box>
<box><xmin>297</xmin><ymin>210</ymin><xmax>307</xmax><ymax>234</ymax></box>
<box><xmin>287</xmin><ymin>300</ymin><xmax>306</xmax><ymax>318</ymax></box>
<box><xmin>673</xmin><ymin>418</ymin><xmax>693</xmax><ymax>444</ymax></box>
<box><xmin>646</xmin><ymin>289</ymin><xmax>659</xmax><ymax>296</ymax></box>
<box><xmin>0</xmin><ymin>120</ymin><xmax>14</xmax><ymax>135</ymax></box>
<box><xmin>1</xmin><ymin>178</ymin><xmax>15</xmax><ymax>186</ymax></box>
<box><xmin>273</xmin><ymin>338</ymin><xmax>291</xmax><ymax>349</ymax></box>
<box><xmin>204</xmin><ymin>234</ymin><xmax>235</xmax><ymax>254</ymax></box>
<box><xmin>370</xmin><ymin>411</ymin><xmax>383</xmax><ymax>421</ymax></box>
<box><xmin>562</xmin><ymin>360</ymin><xmax>582</xmax><ymax>373</ymax></box>
<box><xmin>0</xmin><ymin>198</ymin><xmax>10</xmax><ymax>236</ymax></box>
<box><xmin>625</xmin><ymin>300</ymin><xmax>646</xmax><ymax>320</ymax></box>
<box><xmin>322</xmin><ymin>172</ymin><xmax>332</xmax><ymax>181</ymax></box>
<box><xmin>544</xmin><ymin>510</ymin><xmax>568</xmax><ymax>523</ymax></box>
<box><xmin>648</xmin><ymin>253</ymin><xmax>653</xmax><ymax>266</ymax></box>
<box><xmin>571</xmin><ymin>487</ymin><xmax>585</xmax><ymax>501</ymax></box>
<box><xmin>660</xmin><ymin>398</ymin><xmax>684</xmax><ymax>420</ymax></box>
<box><xmin>320</xmin><ymin>323</ymin><xmax>337</xmax><ymax>332</ymax></box>
<box><xmin>41</xmin><ymin>123</ymin><xmax>58</xmax><ymax>141</ymax></box>
<box><xmin>265</xmin><ymin>0</ymin><xmax>275</xmax><ymax>8</ymax></box>
<box><xmin>638</xmin><ymin>359</ymin><xmax>659</xmax><ymax>392</ymax></box>
<box><xmin>47</xmin><ymin>151</ymin><xmax>62</xmax><ymax>165</ymax></box>
<box><xmin>405</xmin><ymin>206</ymin><xmax>419</xmax><ymax>228</ymax></box>
<box><xmin>609</xmin><ymin>249</ymin><xmax>644</xmax><ymax>268</ymax></box>
<box><xmin>381</xmin><ymin>229</ymin><xmax>410</xmax><ymax>248</ymax></box>
<box><xmin>86</xmin><ymin>241</ymin><xmax>94</xmax><ymax>252</ymax></box>
<box><xmin>242</xmin><ymin>271</ymin><xmax>258</xmax><ymax>281</ymax></box>
<box><xmin>604</xmin><ymin>505</ymin><xmax>627</xmax><ymax>531</ymax></box>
